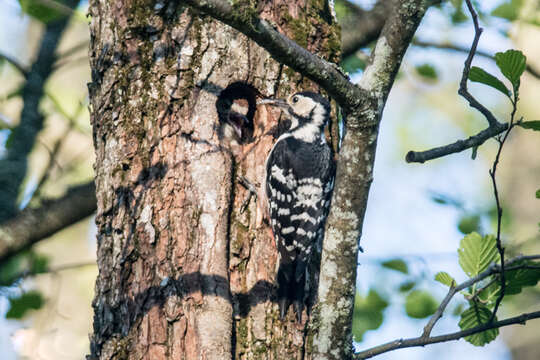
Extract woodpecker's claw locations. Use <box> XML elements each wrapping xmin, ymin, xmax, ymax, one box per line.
<box><xmin>238</xmin><ymin>176</ymin><xmax>258</xmax><ymax>213</ymax></box>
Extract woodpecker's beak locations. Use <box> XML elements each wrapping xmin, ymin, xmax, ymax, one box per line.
<box><xmin>257</xmin><ymin>98</ymin><xmax>289</xmax><ymax>109</ymax></box>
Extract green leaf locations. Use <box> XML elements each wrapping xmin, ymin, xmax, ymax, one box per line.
<box><xmin>449</xmin><ymin>0</ymin><xmax>467</xmax><ymax>24</ymax></box>
<box><xmin>435</xmin><ymin>271</ymin><xmax>456</xmax><ymax>287</ymax></box>
<box><xmin>494</xmin><ymin>49</ymin><xmax>527</xmax><ymax>90</ymax></box>
<box><xmin>492</xmin><ymin>3</ymin><xmax>519</xmax><ymax>21</ymax></box>
<box><xmin>18</xmin><ymin>0</ymin><xmax>68</xmax><ymax>23</ymax></box>
<box><xmin>458</xmin><ymin>214</ymin><xmax>481</xmax><ymax>234</ymax></box>
<box><xmin>477</xmin><ymin>281</ymin><xmax>501</xmax><ymax>305</ymax></box>
<box><xmin>341</xmin><ymin>55</ymin><xmax>366</xmax><ymax>74</ymax></box>
<box><xmin>536</xmin><ymin>189</ymin><xmax>540</xmax><ymax>199</ymax></box>
<box><xmin>381</xmin><ymin>259</ymin><xmax>408</xmax><ymax>274</ymax></box>
<box><xmin>504</xmin><ymin>260</ymin><xmax>540</xmax><ymax>296</ymax></box>
<box><xmin>399</xmin><ymin>281</ymin><xmax>416</xmax><ymax>292</ymax></box>
<box><xmin>468</xmin><ymin>66</ymin><xmax>511</xmax><ymax>98</ymax></box>
<box><xmin>450</xmin><ymin>0</ymin><xmax>462</xmax><ymax>9</ymax></box>
<box><xmin>451</xmin><ymin>9</ymin><xmax>468</xmax><ymax>24</ymax></box>
<box><xmin>29</xmin><ymin>253</ymin><xmax>49</xmax><ymax>274</ymax></box>
<box><xmin>6</xmin><ymin>291</ymin><xmax>45</xmax><ymax>319</ymax></box>
<box><xmin>458</xmin><ymin>303</ymin><xmax>499</xmax><ymax>346</ymax></box>
<box><xmin>405</xmin><ymin>290</ymin><xmax>438</xmax><ymax>319</ymax></box>
<box><xmin>415</xmin><ymin>64</ymin><xmax>438</xmax><ymax>80</ymax></box>
<box><xmin>352</xmin><ymin>289</ymin><xmax>389</xmax><ymax>341</ymax></box>
<box><xmin>518</xmin><ymin>121</ymin><xmax>540</xmax><ymax>131</ymax></box>
<box><xmin>458</xmin><ymin>232</ymin><xmax>499</xmax><ymax>277</ymax></box>
<box><xmin>0</xmin><ymin>253</ymin><xmax>25</xmax><ymax>286</ymax></box>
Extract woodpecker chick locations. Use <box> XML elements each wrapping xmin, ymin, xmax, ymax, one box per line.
<box><xmin>262</xmin><ymin>92</ymin><xmax>336</xmax><ymax>322</ymax></box>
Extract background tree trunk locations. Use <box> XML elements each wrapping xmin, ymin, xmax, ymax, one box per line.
<box><xmin>88</xmin><ymin>1</ymin><xmax>339</xmax><ymax>359</ymax></box>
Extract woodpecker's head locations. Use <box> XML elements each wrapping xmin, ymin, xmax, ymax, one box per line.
<box><xmin>259</xmin><ymin>91</ymin><xmax>330</xmax><ymax>141</ymax></box>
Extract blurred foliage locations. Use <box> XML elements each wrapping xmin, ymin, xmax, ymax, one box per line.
<box><xmin>18</xmin><ymin>0</ymin><xmax>69</xmax><ymax>23</ymax></box>
<box><xmin>352</xmin><ymin>289</ymin><xmax>389</xmax><ymax>341</ymax></box>
<box><xmin>341</xmin><ymin>54</ymin><xmax>366</xmax><ymax>75</ymax></box>
<box><xmin>491</xmin><ymin>0</ymin><xmax>523</xmax><ymax>22</ymax></box>
<box><xmin>415</xmin><ymin>63</ymin><xmax>438</xmax><ymax>81</ymax></box>
<box><xmin>381</xmin><ymin>259</ymin><xmax>408</xmax><ymax>274</ymax></box>
<box><xmin>0</xmin><ymin>250</ymin><xmax>50</xmax><ymax>286</ymax></box>
<box><xmin>6</xmin><ymin>291</ymin><xmax>45</xmax><ymax>319</ymax></box>
<box><xmin>405</xmin><ymin>290</ymin><xmax>438</xmax><ymax>319</ymax></box>
<box><xmin>458</xmin><ymin>214</ymin><xmax>481</xmax><ymax>234</ymax></box>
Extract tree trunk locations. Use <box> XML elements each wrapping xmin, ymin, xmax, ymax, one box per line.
<box><xmin>87</xmin><ymin>1</ymin><xmax>340</xmax><ymax>359</ymax></box>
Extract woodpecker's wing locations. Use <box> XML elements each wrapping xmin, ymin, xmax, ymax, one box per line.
<box><xmin>266</xmin><ymin>137</ymin><xmax>299</xmax><ymax>269</ymax></box>
<box><xmin>266</xmin><ymin>137</ymin><xmax>335</xmax><ymax>275</ymax></box>
<box><xmin>266</xmin><ymin>136</ymin><xmax>335</xmax><ymax>320</ymax></box>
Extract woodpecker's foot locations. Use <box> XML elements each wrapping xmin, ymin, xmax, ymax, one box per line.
<box><xmin>238</xmin><ymin>176</ymin><xmax>257</xmax><ymax>213</ymax></box>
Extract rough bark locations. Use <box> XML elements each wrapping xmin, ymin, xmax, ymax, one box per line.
<box><xmin>88</xmin><ymin>1</ymin><xmax>339</xmax><ymax>359</ymax></box>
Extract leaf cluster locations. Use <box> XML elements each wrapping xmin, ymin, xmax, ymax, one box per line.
<box><xmin>436</xmin><ymin>232</ymin><xmax>540</xmax><ymax>346</ymax></box>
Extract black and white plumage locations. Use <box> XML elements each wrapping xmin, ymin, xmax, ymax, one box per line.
<box><xmin>262</xmin><ymin>92</ymin><xmax>336</xmax><ymax>321</ymax></box>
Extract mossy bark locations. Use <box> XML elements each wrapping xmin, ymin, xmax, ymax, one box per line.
<box><xmin>88</xmin><ymin>1</ymin><xmax>340</xmax><ymax>359</ymax></box>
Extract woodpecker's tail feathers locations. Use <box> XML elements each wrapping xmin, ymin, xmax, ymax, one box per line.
<box><xmin>277</xmin><ymin>260</ymin><xmax>307</xmax><ymax>322</ymax></box>
<box><xmin>277</xmin><ymin>262</ymin><xmax>293</xmax><ymax>319</ymax></box>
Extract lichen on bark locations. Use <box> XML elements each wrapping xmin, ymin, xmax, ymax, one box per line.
<box><xmin>88</xmin><ymin>0</ymin><xmax>341</xmax><ymax>359</ymax></box>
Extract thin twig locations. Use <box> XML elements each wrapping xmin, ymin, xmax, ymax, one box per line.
<box><xmin>405</xmin><ymin>123</ymin><xmax>508</xmax><ymax>163</ymax></box>
<box><xmin>31</xmin><ymin>97</ymin><xmax>86</xmax><ymax>202</ymax></box>
<box><xmin>56</xmin><ymin>40</ymin><xmax>90</xmax><ymax>59</ymax></box>
<box><xmin>421</xmin><ymin>253</ymin><xmax>540</xmax><ymax>339</ymax></box>
<box><xmin>488</xmin><ymin>100</ymin><xmax>519</xmax><ymax>323</ymax></box>
<box><xmin>406</xmin><ymin>0</ymin><xmax>508</xmax><ymax>163</ymax></box>
<box><xmin>412</xmin><ymin>39</ymin><xmax>540</xmax><ymax>79</ymax></box>
<box><xmin>3</xmin><ymin>261</ymin><xmax>96</xmax><ymax>285</ymax></box>
<box><xmin>355</xmin><ymin>310</ymin><xmax>540</xmax><ymax>359</ymax></box>
<box><xmin>0</xmin><ymin>51</ymin><xmax>28</xmax><ymax>77</ymax></box>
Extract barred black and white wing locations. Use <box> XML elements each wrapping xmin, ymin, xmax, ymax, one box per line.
<box><xmin>265</xmin><ymin>136</ymin><xmax>335</xmax><ymax>321</ymax></box>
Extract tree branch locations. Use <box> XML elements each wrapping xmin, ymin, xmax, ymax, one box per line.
<box><xmin>0</xmin><ymin>181</ymin><xmax>96</xmax><ymax>265</ymax></box>
<box><xmin>340</xmin><ymin>0</ymin><xmax>445</xmax><ymax>59</ymax></box>
<box><xmin>313</xmin><ymin>2</ymin><xmax>429</xmax><ymax>359</ymax></box>
<box><xmin>405</xmin><ymin>122</ymin><xmax>508</xmax><ymax>163</ymax></box>
<box><xmin>355</xmin><ymin>310</ymin><xmax>540</xmax><ymax>359</ymax></box>
<box><xmin>406</xmin><ymin>0</ymin><xmax>507</xmax><ymax>163</ymax></box>
<box><xmin>182</xmin><ymin>0</ymin><xmax>365</xmax><ymax>109</ymax></box>
<box><xmin>340</xmin><ymin>0</ymin><xmax>391</xmax><ymax>58</ymax></box>
<box><xmin>355</xmin><ymin>254</ymin><xmax>540</xmax><ymax>358</ymax></box>
<box><xmin>0</xmin><ymin>0</ymin><xmax>81</xmax><ymax>222</ymax></box>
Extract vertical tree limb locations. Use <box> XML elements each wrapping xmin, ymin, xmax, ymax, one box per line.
<box><xmin>313</xmin><ymin>1</ymin><xmax>429</xmax><ymax>359</ymax></box>
<box><xmin>0</xmin><ymin>0</ymin><xmax>81</xmax><ymax>222</ymax></box>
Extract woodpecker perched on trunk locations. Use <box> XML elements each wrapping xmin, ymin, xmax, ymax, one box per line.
<box><xmin>260</xmin><ymin>92</ymin><xmax>336</xmax><ymax>321</ymax></box>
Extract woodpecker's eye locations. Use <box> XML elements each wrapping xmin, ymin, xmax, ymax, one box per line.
<box><xmin>292</xmin><ymin>96</ymin><xmax>299</xmax><ymax>104</ymax></box>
